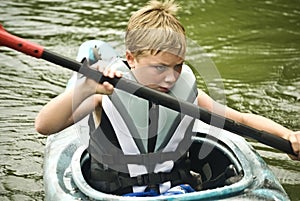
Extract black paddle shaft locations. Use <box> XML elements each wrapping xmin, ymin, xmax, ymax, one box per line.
<box><xmin>0</xmin><ymin>25</ymin><xmax>295</xmax><ymax>156</ymax></box>
<box><xmin>41</xmin><ymin>49</ymin><xmax>295</xmax><ymax>156</ymax></box>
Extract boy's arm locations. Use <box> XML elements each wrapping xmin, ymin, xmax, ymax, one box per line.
<box><xmin>197</xmin><ymin>89</ymin><xmax>300</xmax><ymax>159</ymax></box>
<box><xmin>35</xmin><ymin>86</ymin><xmax>99</xmax><ymax>135</ymax></box>
<box><xmin>35</xmin><ymin>68</ymin><xmax>121</xmax><ymax>135</ymax></box>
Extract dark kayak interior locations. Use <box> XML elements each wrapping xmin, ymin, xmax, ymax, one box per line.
<box><xmin>189</xmin><ymin>133</ymin><xmax>243</xmax><ymax>190</ymax></box>
<box><xmin>79</xmin><ymin>132</ymin><xmax>244</xmax><ymax>194</ymax></box>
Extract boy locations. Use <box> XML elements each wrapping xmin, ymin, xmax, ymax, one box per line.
<box><xmin>35</xmin><ymin>0</ymin><xmax>300</xmax><ymax>196</ymax></box>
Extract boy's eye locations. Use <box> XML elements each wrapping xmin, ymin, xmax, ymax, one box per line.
<box><xmin>155</xmin><ymin>66</ymin><xmax>167</xmax><ymax>72</ymax></box>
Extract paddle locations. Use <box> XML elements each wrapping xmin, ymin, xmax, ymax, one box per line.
<box><xmin>0</xmin><ymin>25</ymin><xmax>295</xmax><ymax>156</ymax></box>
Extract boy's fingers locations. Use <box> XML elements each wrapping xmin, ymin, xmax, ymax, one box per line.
<box><xmin>289</xmin><ymin>132</ymin><xmax>300</xmax><ymax>160</ymax></box>
<box><xmin>95</xmin><ymin>82</ymin><xmax>114</xmax><ymax>95</ymax></box>
<box><xmin>116</xmin><ymin>71</ymin><xmax>122</xmax><ymax>77</ymax></box>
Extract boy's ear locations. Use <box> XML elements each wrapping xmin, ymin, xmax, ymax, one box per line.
<box><xmin>126</xmin><ymin>50</ymin><xmax>135</xmax><ymax>69</ymax></box>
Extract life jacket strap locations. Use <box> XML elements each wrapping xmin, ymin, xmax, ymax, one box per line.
<box><xmin>89</xmin><ymin>157</ymin><xmax>203</xmax><ymax>194</ymax></box>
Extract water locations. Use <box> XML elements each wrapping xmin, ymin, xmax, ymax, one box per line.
<box><xmin>0</xmin><ymin>0</ymin><xmax>299</xmax><ymax>200</ymax></box>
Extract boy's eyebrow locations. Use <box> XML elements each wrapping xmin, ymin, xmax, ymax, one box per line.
<box><xmin>155</xmin><ymin>61</ymin><xmax>184</xmax><ymax>67</ymax></box>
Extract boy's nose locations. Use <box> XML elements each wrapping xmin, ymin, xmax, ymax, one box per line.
<box><xmin>164</xmin><ymin>70</ymin><xmax>178</xmax><ymax>83</ymax></box>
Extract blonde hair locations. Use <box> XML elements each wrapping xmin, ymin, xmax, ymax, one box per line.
<box><xmin>125</xmin><ymin>0</ymin><xmax>186</xmax><ymax>60</ymax></box>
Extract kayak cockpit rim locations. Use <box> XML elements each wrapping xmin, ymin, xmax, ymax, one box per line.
<box><xmin>70</xmin><ymin>135</ymin><xmax>254</xmax><ymax>200</ymax></box>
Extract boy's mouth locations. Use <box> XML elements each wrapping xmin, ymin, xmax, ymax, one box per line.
<box><xmin>158</xmin><ymin>86</ymin><xmax>170</xmax><ymax>93</ymax></box>
<box><xmin>144</xmin><ymin>84</ymin><xmax>171</xmax><ymax>93</ymax></box>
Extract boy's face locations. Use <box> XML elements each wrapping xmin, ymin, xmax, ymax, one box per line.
<box><xmin>126</xmin><ymin>51</ymin><xmax>184</xmax><ymax>93</ymax></box>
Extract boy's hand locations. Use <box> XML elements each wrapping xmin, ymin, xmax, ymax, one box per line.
<box><xmin>96</xmin><ymin>67</ymin><xmax>122</xmax><ymax>95</ymax></box>
<box><xmin>93</xmin><ymin>60</ymin><xmax>122</xmax><ymax>95</ymax></box>
<box><xmin>288</xmin><ymin>131</ymin><xmax>300</xmax><ymax>160</ymax></box>
<box><xmin>80</xmin><ymin>60</ymin><xmax>122</xmax><ymax>96</ymax></box>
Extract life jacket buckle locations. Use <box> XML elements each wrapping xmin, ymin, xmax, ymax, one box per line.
<box><xmin>137</xmin><ymin>175</ymin><xmax>145</xmax><ymax>185</ymax></box>
<box><xmin>137</xmin><ymin>173</ymin><xmax>162</xmax><ymax>186</ymax></box>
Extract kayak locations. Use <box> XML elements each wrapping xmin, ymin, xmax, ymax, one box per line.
<box><xmin>43</xmin><ymin>109</ymin><xmax>289</xmax><ymax>201</ymax></box>
<box><xmin>42</xmin><ymin>40</ymin><xmax>290</xmax><ymax>201</ymax></box>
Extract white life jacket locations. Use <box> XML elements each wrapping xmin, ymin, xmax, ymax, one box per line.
<box><xmin>88</xmin><ymin>59</ymin><xmax>198</xmax><ymax>193</ymax></box>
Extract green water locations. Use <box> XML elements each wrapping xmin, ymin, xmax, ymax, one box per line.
<box><xmin>0</xmin><ymin>0</ymin><xmax>299</xmax><ymax>200</ymax></box>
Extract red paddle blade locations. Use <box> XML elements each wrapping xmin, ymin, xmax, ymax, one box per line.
<box><xmin>0</xmin><ymin>24</ymin><xmax>44</xmax><ymax>58</ymax></box>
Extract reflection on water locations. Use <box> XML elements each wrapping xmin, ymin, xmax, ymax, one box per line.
<box><xmin>0</xmin><ymin>0</ymin><xmax>299</xmax><ymax>200</ymax></box>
